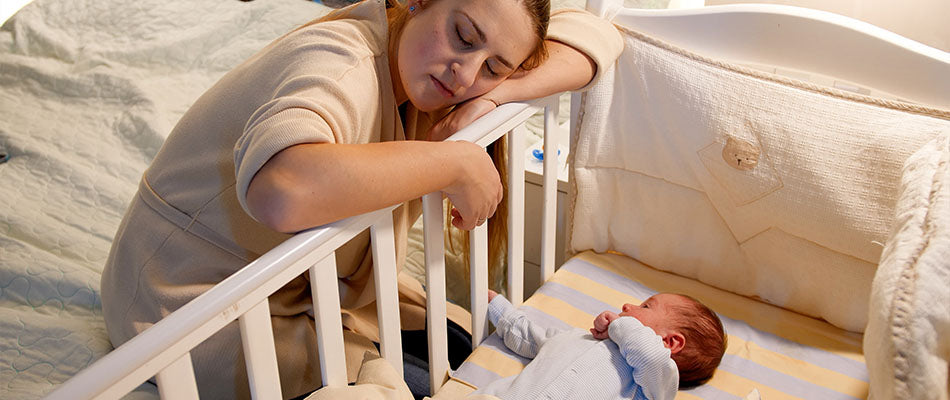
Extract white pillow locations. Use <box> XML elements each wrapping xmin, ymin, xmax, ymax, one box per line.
<box><xmin>864</xmin><ymin>134</ymin><xmax>950</xmax><ymax>400</ymax></box>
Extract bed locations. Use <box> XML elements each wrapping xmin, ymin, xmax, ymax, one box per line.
<box><xmin>0</xmin><ymin>0</ymin><xmax>654</xmax><ymax>398</ymax></box>
<box><xmin>0</xmin><ymin>1</ymin><xmax>340</xmax><ymax>398</ymax></box>
<box><xmin>2</xmin><ymin>0</ymin><xmax>949</xmax><ymax>399</ymax></box>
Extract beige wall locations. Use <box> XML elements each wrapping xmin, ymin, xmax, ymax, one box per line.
<box><xmin>705</xmin><ymin>0</ymin><xmax>950</xmax><ymax>52</ymax></box>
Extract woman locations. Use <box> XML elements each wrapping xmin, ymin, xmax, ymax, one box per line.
<box><xmin>100</xmin><ymin>0</ymin><xmax>622</xmax><ymax>398</ymax></box>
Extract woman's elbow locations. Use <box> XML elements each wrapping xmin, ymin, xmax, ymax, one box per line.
<box><xmin>246</xmin><ymin>173</ymin><xmax>299</xmax><ymax>233</ymax></box>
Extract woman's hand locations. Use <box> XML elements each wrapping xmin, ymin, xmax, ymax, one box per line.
<box><xmin>426</xmin><ymin>97</ymin><xmax>498</xmax><ymax>142</ymax></box>
<box><xmin>428</xmin><ymin>97</ymin><xmax>502</xmax><ymax>230</ymax></box>
<box><xmin>442</xmin><ymin>141</ymin><xmax>503</xmax><ymax>231</ymax></box>
<box><xmin>488</xmin><ymin>289</ymin><xmax>498</xmax><ymax>302</ymax></box>
<box><xmin>590</xmin><ymin>310</ymin><xmax>619</xmax><ymax>340</ymax></box>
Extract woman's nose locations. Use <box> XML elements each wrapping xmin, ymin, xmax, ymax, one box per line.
<box><xmin>451</xmin><ymin>57</ymin><xmax>481</xmax><ymax>91</ymax></box>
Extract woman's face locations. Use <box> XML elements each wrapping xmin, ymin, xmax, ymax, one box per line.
<box><xmin>396</xmin><ymin>0</ymin><xmax>537</xmax><ymax>112</ymax></box>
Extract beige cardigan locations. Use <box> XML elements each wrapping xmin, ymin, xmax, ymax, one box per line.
<box><xmin>100</xmin><ymin>0</ymin><xmax>622</xmax><ymax>398</ymax></box>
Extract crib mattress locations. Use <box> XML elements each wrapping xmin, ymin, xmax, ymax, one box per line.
<box><xmin>447</xmin><ymin>251</ymin><xmax>868</xmax><ymax>400</ymax></box>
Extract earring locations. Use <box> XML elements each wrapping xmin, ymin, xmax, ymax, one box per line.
<box><xmin>409</xmin><ymin>5</ymin><xmax>416</xmax><ymax>12</ymax></box>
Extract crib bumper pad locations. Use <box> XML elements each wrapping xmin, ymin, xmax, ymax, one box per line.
<box><xmin>567</xmin><ymin>25</ymin><xmax>950</xmax><ymax>336</ymax></box>
<box><xmin>864</xmin><ymin>134</ymin><xmax>950</xmax><ymax>400</ymax></box>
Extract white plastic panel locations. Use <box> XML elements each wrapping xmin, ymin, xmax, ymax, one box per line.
<box><xmin>606</xmin><ymin>0</ymin><xmax>950</xmax><ymax>108</ymax></box>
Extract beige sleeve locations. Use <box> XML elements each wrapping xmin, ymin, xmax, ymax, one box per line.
<box><xmin>232</xmin><ymin>23</ymin><xmax>381</xmax><ymax>218</ymax></box>
<box><xmin>546</xmin><ymin>8</ymin><xmax>624</xmax><ymax>91</ymax></box>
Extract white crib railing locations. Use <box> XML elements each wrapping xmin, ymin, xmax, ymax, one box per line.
<box><xmin>45</xmin><ymin>94</ymin><xmax>563</xmax><ymax>400</ymax></box>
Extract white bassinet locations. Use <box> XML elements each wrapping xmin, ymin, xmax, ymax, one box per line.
<box><xmin>2</xmin><ymin>0</ymin><xmax>948</xmax><ymax>399</ymax></box>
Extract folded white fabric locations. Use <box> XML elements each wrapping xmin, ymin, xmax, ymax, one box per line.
<box><xmin>865</xmin><ymin>133</ymin><xmax>950</xmax><ymax>400</ymax></box>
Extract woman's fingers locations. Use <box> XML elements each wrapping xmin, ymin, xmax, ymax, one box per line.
<box><xmin>426</xmin><ymin>97</ymin><xmax>497</xmax><ymax>142</ymax></box>
<box><xmin>443</xmin><ymin>142</ymin><xmax>503</xmax><ymax>231</ymax></box>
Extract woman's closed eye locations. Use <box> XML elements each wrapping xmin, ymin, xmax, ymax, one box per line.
<box><xmin>484</xmin><ymin>61</ymin><xmax>498</xmax><ymax>77</ymax></box>
<box><xmin>456</xmin><ymin>26</ymin><xmax>473</xmax><ymax>49</ymax></box>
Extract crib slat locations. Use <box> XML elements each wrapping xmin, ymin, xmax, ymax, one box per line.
<box><xmin>507</xmin><ymin>128</ymin><xmax>526</xmax><ymax>306</ymax></box>
<box><xmin>370</xmin><ymin>215</ymin><xmax>404</xmax><ymax>377</ymax></box>
<box><xmin>469</xmin><ymin>222</ymin><xmax>490</xmax><ymax>347</ymax></box>
<box><xmin>540</xmin><ymin>98</ymin><xmax>559</xmax><ymax>282</ymax></box>
<box><xmin>239</xmin><ymin>299</ymin><xmax>282</xmax><ymax>399</ymax></box>
<box><xmin>422</xmin><ymin>192</ymin><xmax>449</xmax><ymax>394</ymax></box>
<box><xmin>309</xmin><ymin>254</ymin><xmax>348</xmax><ymax>387</ymax></box>
<box><xmin>155</xmin><ymin>353</ymin><xmax>199</xmax><ymax>400</ymax></box>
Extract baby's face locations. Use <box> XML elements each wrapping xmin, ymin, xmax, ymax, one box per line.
<box><xmin>618</xmin><ymin>293</ymin><xmax>688</xmax><ymax>337</ymax></box>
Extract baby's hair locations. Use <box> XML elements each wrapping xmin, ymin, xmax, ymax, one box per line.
<box><xmin>668</xmin><ymin>294</ymin><xmax>726</xmax><ymax>388</ymax></box>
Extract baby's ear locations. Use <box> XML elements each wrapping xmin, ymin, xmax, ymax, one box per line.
<box><xmin>663</xmin><ymin>332</ymin><xmax>686</xmax><ymax>355</ymax></box>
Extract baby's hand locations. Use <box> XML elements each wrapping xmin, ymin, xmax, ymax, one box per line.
<box><xmin>590</xmin><ymin>311</ymin><xmax>619</xmax><ymax>340</ymax></box>
<box><xmin>488</xmin><ymin>289</ymin><xmax>498</xmax><ymax>302</ymax></box>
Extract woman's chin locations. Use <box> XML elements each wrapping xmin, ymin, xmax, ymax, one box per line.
<box><xmin>409</xmin><ymin>98</ymin><xmax>451</xmax><ymax>113</ymax></box>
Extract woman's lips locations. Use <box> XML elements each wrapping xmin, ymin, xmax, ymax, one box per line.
<box><xmin>431</xmin><ymin>76</ymin><xmax>453</xmax><ymax>98</ymax></box>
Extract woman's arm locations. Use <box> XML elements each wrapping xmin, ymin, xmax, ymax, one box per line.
<box><xmin>483</xmin><ymin>40</ymin><xmax>596</xmax><ymax>105</ymax></box>
<box><xmin>426</xmin><ymin>40</ymin><xmax>596</xmax><ymax>141</ymax></box>
<box><xmin>427</xmin><ymin>8</ymin><xmax>623</xmax><ymax>141</ymax></box>
<box><xmin>488</xmin><ymin>6</ymin><xmax>626</xmax><ymax>104</ymax></box>
<box><xmin>246</xmin><ymin>139</ymin><xmax>502</xmax><ymax>233</ymax></box>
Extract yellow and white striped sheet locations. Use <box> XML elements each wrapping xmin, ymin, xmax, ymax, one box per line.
<box><xmin>451</xmin><ymin>251</ymin><xmax>868</xmax><ymax>400</ymax></box>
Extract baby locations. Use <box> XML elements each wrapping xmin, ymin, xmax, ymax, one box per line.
<box><xmin>472</xmin><ymin>290</ymin><xmax>726</xmax><ymax>400</ymax></box>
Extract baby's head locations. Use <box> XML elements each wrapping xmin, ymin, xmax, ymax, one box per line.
<box><xmin>619</xmin><ymin>293</ymin><xmax>726</xmax><ymax>387</ymax></box>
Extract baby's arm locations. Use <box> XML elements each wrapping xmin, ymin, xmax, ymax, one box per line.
<box><xmin>608</xmin><ymin>318</ymin><xmax>679</xmax><ymax>400</ymax></box>
<box><xmin>487</xmin><ymin>292</ymin><xmax>561</xmax><ymax>359</ymax></box>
